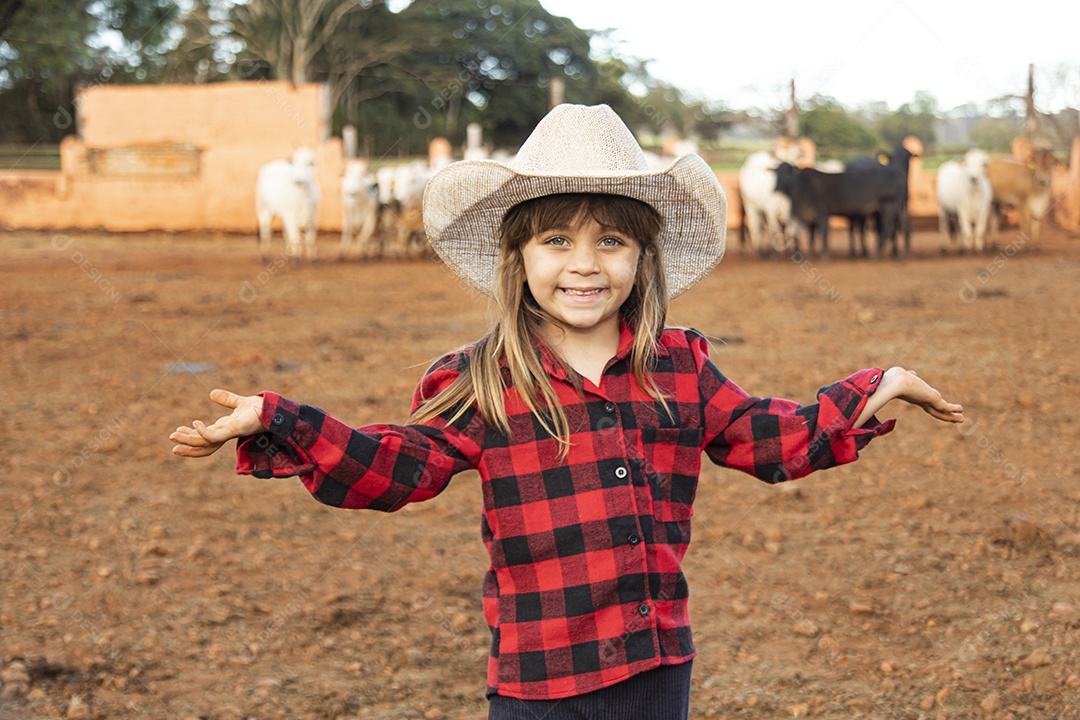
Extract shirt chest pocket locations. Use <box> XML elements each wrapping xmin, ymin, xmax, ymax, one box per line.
<box><xmin>639</xmin><ymin>427</ymin><xmax>704</xmax><ymax>522</ymax></box>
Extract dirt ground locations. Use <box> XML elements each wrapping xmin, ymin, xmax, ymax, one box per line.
<box><xmin>2</xmin><ymin>224</ymin><xmax>1079</xmax><ymax>720</ymax></box>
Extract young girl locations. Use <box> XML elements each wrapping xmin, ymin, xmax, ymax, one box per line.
<box><xmin>170</xmin><ymin>104</ymin><xmax>962</xmax><ymax>719</ymax></box>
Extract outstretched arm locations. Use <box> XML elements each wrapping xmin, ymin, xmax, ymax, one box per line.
<box><xmin>170</xmin><ymin>389</ymin><xmax>266</xmax><ymax>457</ymax></box>
<box><xmin>854</xmin><ymin>367</ymin><xmax>963</xmax><ymax>428</ymax></box>
<box><xmin>168</xmin><ymin>353</ymin><xmax>484</xmax><ymax>513</ymax></box>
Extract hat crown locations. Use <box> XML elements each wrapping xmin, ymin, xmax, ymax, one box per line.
<box><xmin>512</xmin><ymin>104</ymin><xmax>650</xmax><ymax>176</ymax></box>
<box><xmin>422</xmin><ymin>103</ymin><xmax>727</xmax><ymax>299</ymax></box>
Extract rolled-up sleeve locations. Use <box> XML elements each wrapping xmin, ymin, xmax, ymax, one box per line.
<box><xmin>235</xmin><ymin>353</ymin><xmax>484</xmax><ymax>511</ymax></box>
<box><xmin>688</xmin><ymin>331</ymin><xmax>895</xmax><ymax>483</ymax></box>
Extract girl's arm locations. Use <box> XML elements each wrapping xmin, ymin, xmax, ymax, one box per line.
<box><xmin>169</xmin><ymin>354</ymin><xmax>484</xmax><ymax>512</ymax></box>
<box><xmin>853</xmin><ymin>367</ymin><xmax>963</xmax><ymax>428</ymax></box>
<box><xmin>688</xmin><ymin>330</ymin><xmax>961</xmax><ymax>483</ymax></box>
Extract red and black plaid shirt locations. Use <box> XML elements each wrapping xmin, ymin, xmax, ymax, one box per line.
<box><xmin>236</xmin><ymin>321</ymin><xmax>893</xmax><ymax>700</ymax></box>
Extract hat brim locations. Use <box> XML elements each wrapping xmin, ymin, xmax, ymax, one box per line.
<box><xmin>422</xmin><ymin>154</ymin><xmax>727</xmax><ymax>299</ymax></box>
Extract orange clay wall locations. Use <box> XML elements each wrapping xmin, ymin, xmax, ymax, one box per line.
<box><xmin>1</xmin><ymin>81</ymin><xmax>343</xmax><ymax>233</ymax></box>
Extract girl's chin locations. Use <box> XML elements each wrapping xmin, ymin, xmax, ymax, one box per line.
<box><xmin>542</xmin><ymin>312</ymin><xmax>618</xmax><ymax>333</ymax></box>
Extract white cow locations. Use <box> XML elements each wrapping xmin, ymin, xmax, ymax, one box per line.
<box><xmin>380</xmin><ymin>161</ymin><xmax>432</xmax><ymax>258</ymax></box>
<box><xmin>392</xmin><ymin>161</ymin><xmax>431</xmax><ymax>208</ymax></box>
<box><xmin>339</xmin><ymin>159</ymin><xmax>380</xmax><ymax>260</ymax></box>
<box><xmin>738</xmin><ymin>152</ymin><xmax>791</xmax><ymax>257</ymax></box>
<box><xmin>937</xmin><ymin>148</ymin><xmax>992</xmax><ymax>252</ymax></box>
<box><xmin>256</xmin><ymin>147</ymin><xmax>320</xmax><ymax>261</ymax></box>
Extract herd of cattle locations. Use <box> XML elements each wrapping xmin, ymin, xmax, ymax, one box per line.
<box><xmin>739</xmin><ymin>137</ymin><xmax>1063</xmax><ymax>260</ymax></box>
<box><xmin>253</xmin><ymin>138</ymin><xmax>1063</xmax><ymax>264</ymax></box>
<box><xmin>255</xmin><ymin>148</ymin><xmax>435</xmax><ymax>262</ymax></box>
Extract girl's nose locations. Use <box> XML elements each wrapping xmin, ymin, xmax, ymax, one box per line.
<box><xmin>567</xmin><ymin>243</ymin><xmax>600</xmax><ymax>273</ymax></box>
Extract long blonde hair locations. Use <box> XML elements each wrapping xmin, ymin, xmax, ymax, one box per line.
<box><xmin>409</xmin><ymin>193</ymin><xmax>670</xmax><ymax>454</ymax></box>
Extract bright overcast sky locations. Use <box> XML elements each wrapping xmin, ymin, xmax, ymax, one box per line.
<box><xmin>538</xmin><ymin>0</ymin><xmax>1080</xmax><ymax>113</ymax></box>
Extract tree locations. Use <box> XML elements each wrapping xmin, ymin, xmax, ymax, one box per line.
<box><xmin>165</xmin><ymin>0</ymin><xmax>417</xmax><ymax>99</ymax></box>
<box><xmin>399</xmin><ymin>0</ymin><xmax>597</xmax><ymax>147</ymax></box>
<box><xmin>232</xmin><ymin>0</ymin><xmax>357</xmax><ymax>86</ymax></box>
<box><xmin>0</xmin><ymin>0</ymin><xmax>183</xmax><ymax>142</ymax></box>
<box><xmin>100</xmin><ymin>0</ymin><xmax>182</xmax><ymax>80</ymax></box>
<box><xmin>1</xmin><ymin>0</ymin><xmax>105</xmax><ymax>142</ymax></box>
<box><xmin>0</xmin><ymin>0</ymin><xmax>23</xmax><ymax>35</ymax></box>
<box><xmin>0</xmin><ymin>0</ymin><xmax>721</xmax><ymax>157</ymax></box>
<box><xmin>318</xmin><ymin>2</ymin><xmax>424</xmax><ymax>117</ymax></box>
<box><xmin>158</xmin><ymin>0</ymin><xmax>247</xmax><ymax>84</ymax></box>
<box><xmin>799</xmin><ymin>96</ymin><xmax>878</xmax><ymax>153</ymax></box>
<box><xmin>229</xmin><ymin>0</ymin><xmax>582</xmax><ymax>149</ymax></box>
<box><xmin>876</xmin><ymin>90</ymin><xmax>937</xmax><ymax>150</ymax></box>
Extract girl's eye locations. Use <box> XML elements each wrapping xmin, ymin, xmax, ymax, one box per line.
<box><xmin>544</xmin><ymin>236</ymin><xmax>569</xmax><ymax>246</ymax></box>
<box><xmin>599</xmin><ymin>236</ymin><xmax>624</xmax><ymax>247</ymax></box>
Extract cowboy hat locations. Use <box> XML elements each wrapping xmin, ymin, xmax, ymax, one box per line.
<box><xmin>422</xmin><ymin>103</ymin><xmax>726</xmax><ymax>298</ymax></box>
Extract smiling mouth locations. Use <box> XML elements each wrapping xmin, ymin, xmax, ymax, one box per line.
<box><xmin>560</xmin><ymin>288</ymin><xmax>606</xmax><ymax>296</ymax></box>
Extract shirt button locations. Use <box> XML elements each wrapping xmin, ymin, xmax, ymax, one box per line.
<box><xmin>628</xmin><ymin>533</ymin><xmax>640</xmax><ymax>545</ymax></box>
<box><xmin>638</xmin><ymin>603</ymin><xmax>650</xmax><ymax>616</ymax></box>
<box><xmin>614</xmin><ymin>467</ymin><xmax>628</xmax><ymax>479</ymax></box>
<box><xmin>603</xmin><ymin>402</ymin><xmax>616</xmax><ymax>413</ymax></box>
<box><xmin>870</xmin><ymin>374</ymin><xmax>879</xmax><ymax>384</ymax></box>
<box><xmin>272</xmin><ymin>413</ymin><xmax>284</xmax><ymax>426</ymax></box>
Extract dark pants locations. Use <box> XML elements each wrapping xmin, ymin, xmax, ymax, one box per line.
<box><xmin>487</xmin><ymin>661</ymin><xmax>692</xmax><ymax>720</ymax></box>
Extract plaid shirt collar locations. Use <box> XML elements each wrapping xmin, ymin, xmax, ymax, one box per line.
<box><xmin>533</xmin><ymin>314</ymin><xmax>671</xmax><ymax>381</ymax></box>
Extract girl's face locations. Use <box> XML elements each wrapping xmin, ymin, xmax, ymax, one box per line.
<box><xmin>520</xmin><ymin>213</ymin><xmax>641</xmax><ymax>339</ymax></box>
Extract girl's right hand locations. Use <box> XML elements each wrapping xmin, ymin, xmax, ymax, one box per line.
<box><xmin>170</xmin><ymin>389</ymin><xmax>267</xmax><ymax>458</ymax></box>
<box><xmin>883</xmin><ymin>367</ymin><xmax>964</xmax><ymax>423</ymax></box>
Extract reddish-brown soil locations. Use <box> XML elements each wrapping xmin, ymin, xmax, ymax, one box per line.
<box><xmin>2</xmin><ymin>226</ymin><xmax>1079</xmax><ymax>719</ymax></box>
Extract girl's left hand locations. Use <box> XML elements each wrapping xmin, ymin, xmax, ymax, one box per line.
<box><xmin>170</xmin><ymin>389</ymin><xmax>267</xmax><ymax>457</ymax></box>
<box><xmin>882</xmin><ymin>367</ymin><xmax>964</xmax><ymax>423</ymax></box>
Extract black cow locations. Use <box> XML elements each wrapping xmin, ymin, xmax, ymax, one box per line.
<box><xmin>845</xmin><ymin>143</ymin><xmax>916</xmax><ymax>257</ymax></box>
<box><xmin>775</xmin><ymin>143</ymin><xmax>915</xmax><ymax>260</ymax></box>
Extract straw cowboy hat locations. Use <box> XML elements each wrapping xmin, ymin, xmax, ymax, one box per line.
<box><xmin>422</xmin><ymin>103</ymin><xmax>727</xmax><ymax>298</ymax></box>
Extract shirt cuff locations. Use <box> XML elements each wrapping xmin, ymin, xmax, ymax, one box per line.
<box><xmin>235</xmin><ymin>392</ymin><xmax>317</xmax><ymax>478</ymax></box>
<box><xmin>840</xmin><ymin>368</ymin><xmax>896</xmax><ymax>448</ymax></box>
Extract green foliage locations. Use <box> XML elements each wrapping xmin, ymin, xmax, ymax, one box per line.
<box><xmin>159</xmin><ymin>0</ymin><xmax>249</xmax><ymax>84</ymax></box>
<box><xmin>101</xmin><ymin>0</ymin><xmax>179</xmax><ymax>52</ymax></box>
<box><xmin>0</xmin><ymin>0</ymin><xmax>742</xmax><ymax>153</ymax></box>
<box><xmin>795</xmin><ymin>91</ymin><xmax>942</xmax><ymax>155</ymax></box>
<box><xmin>0</xmin><ymin>0</ymin><xmax>99</xmax><ymax>141</ymax></box>
<box><xmin>6</xmin><ymin>0</ymin><xmax>964</xmax><ymax>158</ymax></box>
<box><xmin>226</xmin><ymin>0</ymin><xmax>613</xmax><ymax>153</ymax></box>
<box><xmin>800</xmin><ymin>103</ymin><xmax>879</xmax><ymax>153</ymax></box>
<box><xmin>287</xmin><ymin>0</ymin><xmax>731</xmax><ymax>154</ymax></box>
<box><xmin>877</xmin><ymin>91</ymin><xmax>937</xmax><ymax>149</ymax></box>
<box><xmin>393</xmin><ymin>0</ymin><xmax>597</xmax><ymax>149</ymax></box>
<box><xmin>0</xmin><ymin>0</ymin><xmax>184</xmax><ymax>142</ymax></box>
